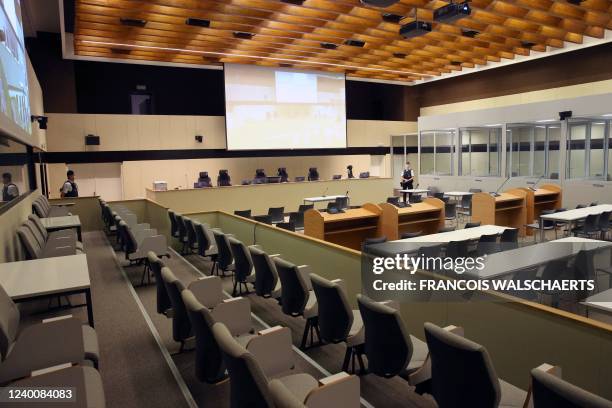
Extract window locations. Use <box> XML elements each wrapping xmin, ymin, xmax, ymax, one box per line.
<box><xmin>567</xmin><ymin>119</ymin><xmax>610</xmax><ymax>180</ymax></box>
<box><xmin>459</xmin><ymin>127</ymin><xmax>501</xmax><ymax>176</ymax></box>
<box><xmin>507</xmin><ymin>123</ymin><xmax>560</xmax><ymax>178</ymax></box>
<box><xmin>419</xmin><ymin>130</ymin><xmax>455</xmax><ymax>175</ymax></box>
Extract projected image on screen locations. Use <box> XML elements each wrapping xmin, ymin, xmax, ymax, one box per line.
<box><xmin>225</xmin><ymin>64</ymin><xmax>346</xmax><ymax>150</ymax></box>
<box><xmin>0</xmin><ymin>0</ymin><xmax>30</xmax><ymax>138</ymax></box>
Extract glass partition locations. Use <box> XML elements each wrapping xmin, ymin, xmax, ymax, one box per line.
<box><xmin>567</xmin><ymin>118</ymin><xmax>610</xmax><ymax>180</ymax></box>
<box><xmin>0</xmin><ymin>137</ymin><xmax>33</xmax><ymax>207</ymax></box>
<box><xmin>507</xmin><ymin>122</ymin><xmax>561</xmax><ymax>178</ymax></box>
<box><xmin>419</xmin><ymin>130</ymin><xmax>455</xmax><ymax>175</ymax></box>
<box><xmin>459</xmin><ymin>127</ymin><xmax>501</xmax><ymax>176</ymax></box>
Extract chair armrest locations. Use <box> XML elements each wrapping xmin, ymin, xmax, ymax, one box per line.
<box><xmin>246</xmin><ymin>326</ymin><xmax>294</xmax><ymax>378</ymax></box>
<box><xmin>380</xmin><ymin>300</ymin><xmax>400</xmax><ymax>311</ymax></box>
<box><xmin>331</xmin><ymin>279</ymin><xmax>347</xmax><ymax>293</ymax></box>
<box><xmin>305</xmin><ymin>373</ymin><xmax>360</xmax><ymax>408</ymax></box>
<box><xmin>533</xmin><ymin>363</ymin><xmax>562</xmax><ymax>378</ymax></box>
<box><xmin>298</xmin><ymin>265</ymin><xmax>313</xmax><ymax>291</ymax></box>
<box><xmin>0</xmin><ymin>318</ymin><xmax>85</xmax><ymax>384</ymax></box>
<box><xmin>189</xmin><ymin>276</ymin><xmax>223</xmax><ymax>309</ymax></box>
<box><xmin>248</xmin><ymin>244</ymin><xmax>263</xmax><ymax>251</ymax></box>
<box><xmin>269</xmin><ymin>254</ymin><xmax>281</xmax><ymax>258</ymax></box>
<box><xmin>211</xmin><ymin>297</ymin><xmax>252</xmax><ymax>336</ymax></box>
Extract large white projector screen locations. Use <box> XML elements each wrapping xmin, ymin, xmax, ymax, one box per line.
<box><xmin>224</xmin><ymin>63</ymin><xmax>347</xmax><ymax>150</ymax></box>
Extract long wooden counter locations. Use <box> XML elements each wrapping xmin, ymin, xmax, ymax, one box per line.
<box><xmin>471</xmin><ymin>189</ymin><xmax>527</xmax><ymax>236</ymax></box>
<box><xmin>379</xmin><ymin>198</ymin><xmax>445</xmax><ymax>240</ymax></box>
<box><xmin>304</xmin><ymin>203</ymin><xmax>383</xmax><ymax>250</ymax></box>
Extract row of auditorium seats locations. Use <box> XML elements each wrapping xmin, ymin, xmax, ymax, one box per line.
<box><xmin>32</xmin><ymin>195</ymin><xmax>72</xmax><ymax>218</ymax></box>
<box><xmin>17</xmin><ymin>213</ymin><xmax>82</xmax><ymax>260</ymax></box>
<box><xmin>233</xmin><ymin>206</ymin><xmax>310</xmax><ymax>231</ymax></box>
<box><xmin>160</xmin><ymin>216</ymin><xmax>612</xmax><ymax>407</ymax></box>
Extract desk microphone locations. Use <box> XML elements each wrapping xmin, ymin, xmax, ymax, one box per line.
<box><xmin>528</xmin><ymin>175</ymin><xmax>544</xmax><ymax>191</ymax></box>
<box><xmin>322</xmin><ymin>187</ymin><xmax>328</xmax><ymax>197</ymax></box>
<box><xmin>491</xmin><ymin>176</ymin><xmax>510</xmax><ymax>197</ymax></box>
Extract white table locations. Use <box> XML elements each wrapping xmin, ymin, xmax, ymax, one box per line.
<box><xmin>0</xmin><ymin>254</ymin><xmax>94</xmax><ymax>326</ymax></box>
<box><xmin>539</xmin><ymin>204</ymin><xmax>612</xmax><ymax>241</ymax></box>
<box><xmin>583</xmin><ymin>288</ymin><xmax>612</xmax><ymax>315</ymax></box>
<box><xmin>303</xmin><ymin>195</ymin><xmax>348</xmax><ymax>205</ymax></box>
<box><xmin>472</xmin><ymin>237</ymin><xmax>612</xmax><ymax>279</ymax></box>
<box><xmin>41</xmin><ymin>215</ymin><xmax>82</xmax><ymax>241</ymax></box>
<box><xmin>444</xmin><ymin>191</ymin><xmax>474</xmax><ymax>197</ymax></box>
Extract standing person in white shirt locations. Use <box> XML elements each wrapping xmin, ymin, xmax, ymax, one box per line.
<box><xmin>60</xmin><ymin>170</ymin><xmax>79</xmax><ymax>198</ymax></box>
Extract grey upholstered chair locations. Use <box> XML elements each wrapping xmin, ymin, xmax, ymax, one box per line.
<box><xmin>423</xmin><ymin>322</ymin><xmax>527</xmax><ymax>408</ymax></box>
<box><xmin>531</xmin><ymin>364</ymin><xmax>612</xmax><ymax>408</ymax></box>
<box><xmin>175</xmin><ymin>214</ymin><xmax>189</xmax><ymax>253</ymax></box>
<box><xmin>249</xmin><ymin>245</ymin><xmax>282</xmax><ymax>300</ymax></box>
<box><xmin>148</xmin><ymin>252</ymin><xmax>171</xmax><ymax>316</ymax></box>
<box><xmin>182</xmin><ymin>287</ymin><xmax>254</xmax><ymax>384</ymax></box>
<box><xmin>193</xmin><ymin>221</ymin><xmax>218</xmax><ymax>263</ymax></box>
<box><xmin>268</xmin><ymin>207</ymin><xmax>285</xmax><ymax>223</ymax></box>
<box><xmin>213</xmin><ymin>230</ymin><xmax>235</xmax><ymax>276</ymax></box>
<box><xmin>228</xmin><ymin>237</ymin><xmax>257</xmax><ymax>296</ymax></box>
<box><xmin>161</xmin><ymin>267</ymin><xmax>193</xmax><ymax>352</ymax></box>
<box><xmin>17</xmin><ymin>225</ymin><xmax>75</xmax><ymax>260</ymax></box>
<box><xmin>184</xmin><ymin>217</ymin><xmax>199</xmax><ymax>254</ymax></box>
<box><xmin>168</xmin><ymin>209</ymin><xmax>179</xmax><ymax>240</ymax></box>
<box><xmin>357</xmin><ymin>295</ymin><xmax>429</xmax><ymax>389</ymax></box>
<box><xmin>0</xmin><ymin>284</ymin><xmax>100</xmax><ymax>384</ymax></box>
<box><xmin>310</xmin><ymin>274</ymin><xmax>365</xmax><ymax>373</ymax></box>
<box><xmin>274</xmin><ymin>257</ymin><xmax>319</xmax><ymax>349</ymax></box>
<box><xmin>213</xmin><ymin>322</ymin><xmax>360</xmax><ymax>408</ymax></box>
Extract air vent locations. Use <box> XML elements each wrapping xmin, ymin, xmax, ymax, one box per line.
<box><xmin>186</xmin><ymin>18</ymin><xmax>210</xmax><ymax>27</ymax></box>
<box><xmin>345</xmin><ymin>39</ymin><xmax>366</xmax><ymax>47</ymax></box>
<box><xmin>381</xmin><ymin>13</ymin><xmax>403</xmax><ymax>23</ymax></box>
<box><xmin>120</xmin><ymin>18</ymin><xmax>147</xmax><ymax>27</ymax></box>
<box><xmin>393</xmin><ymin>52</ymin><xmax>407</xmax><ymax>58</ymax></box>
<box><xmin>233</xmin><ymin>31</ymin><xmax>254</xmax><ymax>39</ymax></box>
<box><xmin>461</xmin><ymin>29</ymin><xmax>479</xmax><ymax>38</ymax></box>
<box><xmin>321</xmin><ymin>42</ymin><xmax>338</xmax><ymax>49</ymax></box>
<box><xmin>281</xmin><ymin>0</ymin><xmax>305</xmax><ymax>4</ymax></box>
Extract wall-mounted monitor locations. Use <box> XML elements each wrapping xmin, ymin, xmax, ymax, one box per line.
<box><xmin>0</xmin><ymin>1</ymin><xmax>31</xmax><ymax>142</ymax></box>
<box><xmin>224</xmin><ymin>63</ymin><xmax>347</xmax><ymax>150</ymax></box>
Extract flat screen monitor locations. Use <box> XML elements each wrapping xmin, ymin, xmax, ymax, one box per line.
<box><xmin>224</xmin><ymin>63</ymin><xmax>347</xmax><ymax>150</ymax></box>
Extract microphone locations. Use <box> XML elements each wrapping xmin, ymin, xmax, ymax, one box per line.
<box><xmin>491</xmin><ymin>176</ymin><xmax>511</xmax><ymax>197</ymax></box>
<box><xmin>415</xmin><ymin>183</ymin><xmax>420</xmax><ymax>189</ymax></box>
<box><xmin>528</xmin><ymin>175</ymin><xmax>544</xmax><ymax>191</ymax></box>
<box><xmin>322</xmin><ymin>187</ymin><xmax>328</xmax><ymax>197</ymax></box>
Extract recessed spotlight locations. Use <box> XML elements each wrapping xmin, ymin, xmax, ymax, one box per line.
<box><xmin>120</xmin><ymin>18</ymin><xmax>147</xmax><ymax>27</ymax></box>
<box><xmin>566</xmin><ymin>0</ymin><xmax>583</xmax><ymax>4</ymax></box>
<box><xmin>361</xmin><ymin>0</ymin><xmax>401</xmax><ymax>7</ymax></box>
<box><xmin>281</xmin><ymin>0</ymin><xmax>305</xmax><ymax>4</ymax></box>
<box><xmin>521</xmin><ymin>41</ymin><xmax>536</xmax><ymax>48</ymax></box>
<box><xmin>400</xmin><ymin>21</ymin><xmax>432</xmax><ymax>39</ymax></box>
<box><xmin>393</xmin><ymin>52</ymin><xmax>407</xmax><ymax>58</ymax></box>
<box><xmin>381</xmin><ymin>13</ymin><xmax>404</xmax><ymax>23</ymax></box>
<box><xmin>233</xmin><ymin>32</ymin><xmax>254</xmax><ymax>39</ymax></box>
<box><xmin>450</xmin><ymin>60</ymin><xmax>462</xmax><ymax>65</ymax></box>
<box><xmin>433</xmin><ymin>1</ymin><xmax>471</xmax><ymax>23</ymax></box>
<box><xmin>321</xmin><ymin>42</ymin><xmax>338</xmax><ymax>49</ymax></box>
<box><xmin>461</xmin><ymin>29</ymin><xmax>479</xmax><ymax>38</ymax></box>
<box><xmin>345</xmin><ymin>39</ymin><xmax>366</xmax><ymax>47</ymax></box>
<box><xmin>186</xmin><ymin>18</ymin><xmax>210</xmax><ymax>27</ymax></box>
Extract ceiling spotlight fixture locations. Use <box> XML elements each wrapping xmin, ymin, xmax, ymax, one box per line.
<box><xmin>461</xmin><ymin>29</ymin><xmax>479</xmax><ymax>38</ymax></box>
<box><xmin>381</xmin><ymin>13</ymin><xmax>404</xmax><ymax>23</ymax></box>
<box><xmin>186</xmin><ymin>18</ymin><xmax>210</xmax><ymax>27</ymax></box>
<box><xmin>521</xmin><ymin>41</ymin><xmax>536</xmax><ymax>48</ymax></box>
<box><xmin>280</xmin><ymin>0</ymin><xmax>305</xmax><ymax>4</ymax></box>
<box><xmin>233</xmin><ymin>32</ymin><xmax>254</xmax><ymax>39</ymax></box>
<box><xmin>566</xmin><ymin>0</ymin><xmax>584</xmax><ymax>4</ymax></box>
<box><xmin>393</xmin><ymin>52</ymin><xmax>407</xmax><ymax>58</ymax></box>
<box><xmin>360</xmin><ymin>0</ymin><xmax>401</xmax><ymax>7</ymax></box>
<box><xmin>433</xmin><ymin>1</ymin><xmax>471</xmax><ymax>23</ymax></box>
<box><xmin>450</xmin><ymin>60</ymin><xmax>462</xmax><ymax>65</ymax></box>
<box><xmin>345</xmin><ymin>39</ymin><xmax>366</xmax><ymax>47</ymax></box>
<box><xmin>321</xmin><ymin>42</ymin><xmax>338</xmax><ymax>49</ymax></box>
<box><xmin>119</xmin><ymin>18</ymin><xmax>147</xmax><ymax>27</ymax></box>
<box><xmin>400</xmin><ymin>20</ymin><xmax>432</xmax><ymax>39</ymax></box>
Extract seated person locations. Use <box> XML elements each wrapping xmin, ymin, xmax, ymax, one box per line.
<box><xmin>278</xmin><ymin>167</ymin><xmax>289</xmax><ymax>183</ymax></box>
<box><xmin>308</xmin><ymin>167</ymin><xmax>319</xmax><ymax>182</ymax></box>
<box><xmin>217</xmin><ymin>170</ymin><xmax>232</xmax><ymax>187</ymax></box>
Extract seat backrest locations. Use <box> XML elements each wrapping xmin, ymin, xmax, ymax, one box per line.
<box><xmin>446</xmin><ymin>239</ymin><xmax>469</xmax><ymax>259</ymax></box>
<box><xmin>357</xmin><ymin>294</ymin><xmax>412</xmax><ymax>378</ymax></box>
<box><xmin>424</xmin><ymin>322</ymin><xmax>501</xmax><ymax>408</ymax></box>
<box><xmin>182</xmin><ymin>289</ymin><xmax>226</xmax><ymax>383</ymax></box>
<box><xmin>212</xmin><ymin>322</ymin><xmax>273</xmax><ymax>407</ymax></box>
<box><xmin>184</xmin><ymin>218</ymin><xmax>197</xmax><ymax>246</ymax></box>
<box><xmin>249</xmin><ymin>246</ymin><xmax>279</xmax><ymax>298</ymax></box>
<box><xmin>0</xmin><ymin>284</ymin><xmax>20</xmax><ymax>361</ymax></box>
<box><xmin>445</xmin><ymin>202</ymin><xmax>457</xmax><ymax>217</ymax></box>
<box><xmin>387</xmin><ymin>196</ymin><xmax>400</xmax><ymax>205</ymax></box>
<box><xmin>32</xmin><ymin>201</ymin><xmax>47</xmax><ymax>218</ymax></box>
<box><xmin>17</xmin><ymin>226</ymin><xmax>42</xmax><ymax>260</ymax></box>
<box><xmin>500</xmin><ymin>228</ymin><xmax>519</xmax><ymax>250</ymax></box>
<box><xmin>24</xmin><ymin>220</ymin><xmax>46</xmax><ymax>248</ymax></box>
<box><xmin>27</xmin><ymin>214</ymin><xmax>48</xmax><ymax>241</ymax></box>
<box><xmin>298</xmin><ymin>204</ymin><xmax>314</xmax><ymax>213</ymax></box>
<box><xmin>598</xmin><ymin>211</ymin><xmax>611</xmax><ymax>227</ymax></box>
<box><xmin>213</xmin><ymin>231</ymin><xmax>234</xmax><ymax>269</ymax></box>
<box><xmin>176</xmin><ymin>214</ymin><xmax>187</xmax><ymax>239</ymax></box>
<box><xmin>194</xmin><ymin>222</ymin><xmax>213</xmax><ymax>256</ymax></box>
<box><xmin>585</xmin><ymin>214</ymin><xmax>600</xmax><ymax>231</ymax></box>
<box><xmin>311</xmin><ymin>274</ymin><xmax>352</xmax><ymax>344</ymax></box>
<box><xmin>274</xmin><ymin>257</ymin><xmax>309</xmax><ymax>316</ymax></box>
<box><xmin>400</xmin><ymin>231</ymin><xmax>422</xmax><ymax>239</ymax></box>
<box><xmin>148</xmin><ymin>252</ymin><xmax>170</xmax><ymax>315</ymax></box>
<box><xmin>268</xmin><ymin>207</ymin><xmax>285</xmax><ymax>223</ymax></box>
<box><xmin>335</xmin><ymin>197</ymin><xmax>349</xmax><ymax>210</ymax></box>
<box><xmin>228</xmin><ymin>237</ymin><xmax>254</xmax><ymax>283</ymax></box>
<box><xmin>531</xmin><ymin>367</ymin><xmax>612</xmax><ymax>408</ymax></box>
<box><xmin>409</xmin><ymin>195</ymin><xmax>422</xmax><ymax>203</ymax></box>
<box><xmin>464</xmin><ymin>221</ymin><xmax>481</xmax><ymax>229</ymax></box>
<box><xmin>161</xmin><ymin>267</ymin><xmax>192</xmax><ymax>343</ymax></box>
<box><xmin>168</xmin><ymin>210</ymin><xmax>178</xmax><ymax>238</ymax></box>
<box><xmin>253</xmin><ymin>215</ymin><xmax>272</xmax><ymax>225</ymax></box>
<box><xmin>119</xmin><ymin>221</ymin><xmax>138</xmax><ymax>254</ymax></box>
<box><xmin>288</xmin><ymin>212</ymin><xmax>304</xmax><ymax>229</ymax></box>
<box><xmin>276</xmin><ymin>222</ymin><xmax>295</xmax><ymax>232</ymax></box>
<box><xmin>234</xmin><ymin>210</ymin><xmax>252</xmax><ymax>219</ymax></box>
<box><xmin>361</xmin><ymin>236</ymin><xmax>387</xmax><ymax>251</ymax></box>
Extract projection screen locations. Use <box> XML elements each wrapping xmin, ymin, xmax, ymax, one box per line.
<box><xmin>224</xmin><ymin>63</ymin><xmax>347</xmax><ymax>150</ymax></box>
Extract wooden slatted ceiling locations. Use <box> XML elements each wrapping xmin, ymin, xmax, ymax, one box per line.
<box><xmin>73</xmin><ymin>0</ymin><xmax>612</xmax><ymax>83</ymax></box>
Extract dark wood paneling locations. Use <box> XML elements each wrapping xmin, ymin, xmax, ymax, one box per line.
<box><xmin>416</xmin><ymin>42</ymin><xmax>612</xmax><ymax>109</ymax></box>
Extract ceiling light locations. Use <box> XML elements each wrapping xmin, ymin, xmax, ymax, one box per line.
<box><xmin>80</xmin><ymin>40</ymin><xmax>432</xmax><ymax>77</ymax></box>
<box><xmin>120</xmin><ymin>18</ymin><xmax>147</xmax><ymax>27</ymax></box>
<box><xmin>393</xmin><ymin>52</ymin><xmax>407</xmax><ymax>58</ymax></box>
<box><xmin>186</xmin><ymin>18</ymin><xmax>210</xmax><ymax>28</ymax></box>
<box><xmin>485</xmin><ymin>124</ymin><xmax>502</xmax><ymax>127</ymax></box>
<box><xmin>536</xmin><ymin>119</ymin><xmax>556</xmax><ymax>123</ymax></box>
<box><xmin>281</xmin><ymin>0</ymin><xmax>305</xmax><ymax>4</ymax></box>
<box><xmin>461</xmin><ymin>29</ymin><xmax>479</xmax><ymax>38</ymax></box>
<box><xmin>321</xmin><ymin>42</ymin><xmax>338</xmax><ymax>49</ymax></box>
<box><xmin>361</xmin><ymin>0</ymin><xmax>401</xmax><ymax>7</ymax></box>
<box><xmin>433</xmin><ymin>1</ymin><xmax>471</xmax><ymax>23</ymax></box>
<box><xmin>400</xmin><ymin>21</ymin><xmax>432</xmax><ymax>39</ymax></box>
<box><xmin>233</xmin><ymin>32</ymin><xmax>254</xmax><ymax>39</ymax></box>
<box><xmin>381</xmin><ymin>13</ymin><xmax>404</xmax><ymax>23</ymax></box>
<box><xmin>521</xmin><ymin>41</ymin><xmax>536</xmax><ymax>48</ymax></box>
<box><xmin>345</xmin><ymin>39</ymin><xmax>366</xmax><ymax>47</ymax></box>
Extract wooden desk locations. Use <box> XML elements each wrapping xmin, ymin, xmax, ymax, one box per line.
<box><xmin>471</xmin><ymin>189</ymin><xmax>527</xmax><ymax>236</ymax></box>
<box><xmin>519</xmin><ymin>184</ymin><xmax>562</xmax><ymax>235</ymax></box>
<box><xmin>304</xmin><ymin>203</ymin><xmax>382</xmax><ymax>250</ymax></box>
<box><xmin>379</xmin><ymin>198</ymin><xmax>445</xmax><ymax>240</ymax></box>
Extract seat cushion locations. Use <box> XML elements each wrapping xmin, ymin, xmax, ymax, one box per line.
<box><xmin>303</xmin><ymin>291</ymin><xmax>318</xmax><ymax>319</ymax></box>
<box><xmin>276</xmin><ymin>373</ymin><xmax>318</xmax><ymax>404</ymax></box>
<box><xmin>81</xmin><ymin>325</ymin><xmax>100</xmax><ymax>364</ymax></box>
<box><xmin>499</xmin><ymin>379</ymin><xmax>528</xmax><ymax>408</ymax></box>
<box><xmin>346</xmin><ymin>310</ymin><xmax>364</xmax><ymax>347</ymax></box>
